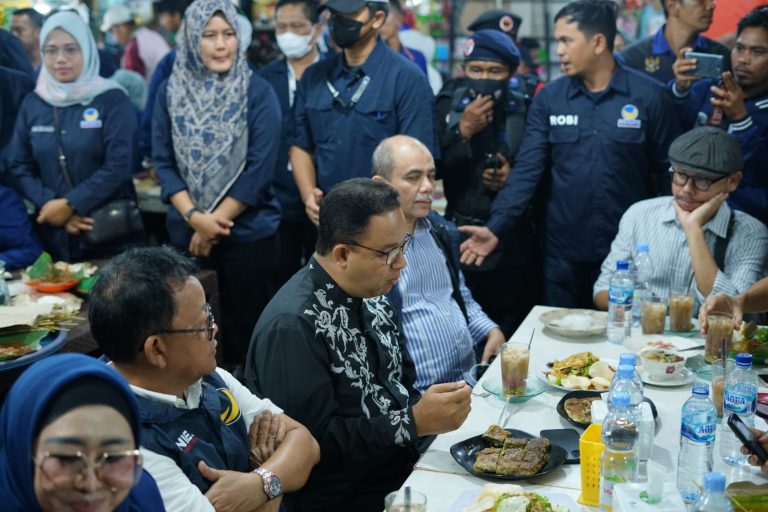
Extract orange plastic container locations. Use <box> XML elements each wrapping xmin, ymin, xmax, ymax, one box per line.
<box><xmin>578</xmin><ymin>423</ymin><xmax>605</xmax><ymax>507</ymax></box>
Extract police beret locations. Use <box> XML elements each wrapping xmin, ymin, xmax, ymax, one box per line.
<box><xmin>467</xmin><ymin>9</ymin><xmax>522</xmax><ymax>40</ymax></box>
<box><xmin>668</xmin><ymin>127</ymin><xmax>743</xmax><ymax>178</ymax></box>
<box><xmin>463</xmin><ymin>29</ymin><xmax>521</xmax><ymax>70</ymax></box>
<box><xmin>319</xmin><ymin>0</ymin><xmax>387</xmax><ymax>15</ymax></box>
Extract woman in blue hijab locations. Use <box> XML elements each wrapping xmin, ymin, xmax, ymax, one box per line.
<box><xmin>0</xmin><ymin>353</ymin><xmax>164</xmax><ymax>511</ymax></box>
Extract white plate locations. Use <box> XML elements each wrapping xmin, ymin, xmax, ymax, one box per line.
<box><xmin>638</xmin><ymin>366</ymin><xmax>694</xmax><ymax>387</ymax></box>
<box><xmin>449</xmin><ymin>488</ymin><xmax>578</xmax><ymax>512</ymax></box>
<box><xmin>536</xmin><ymin>359</ymin><xmax>618</xmax><ymax>392</ymax></box>
<box><xmin>624</xmin><ymin>334</ymin><xmax>704</xmax><ymax>353</ymax></box>
<box><xmin>539</xmin><ymin>309</ymin><xmax>607</xmax><ymax>338</ymax></box>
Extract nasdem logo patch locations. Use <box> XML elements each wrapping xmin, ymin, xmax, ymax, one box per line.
<box><xmin>617</xmin><ymin>104</ymin><xmax>641</xmax><ymax>129</ymax></box>
<box><xmin>80</xmin><ymin>108</ymin><xmax>102</xmax><ymax>129</ymax></box>
<box><xmin>218</xmin><ymin>387</ymin><xmax>242</xmax><ymax>425</ymax></box>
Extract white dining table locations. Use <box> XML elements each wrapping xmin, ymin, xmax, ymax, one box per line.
<box><xmin>398</xmin><ymin>305</ymin><xmax>767</xmax><ymax>511</ymax></box>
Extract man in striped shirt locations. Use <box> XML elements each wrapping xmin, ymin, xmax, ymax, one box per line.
<box><xmin>593</xmin><ymin>127</ymin><xmax>768</xmax><ymax>312</ymax></box>
<box><xmin>372</xmin><ymin>135</ymin><xmax>506</xmax><ymax>392</ymax></box>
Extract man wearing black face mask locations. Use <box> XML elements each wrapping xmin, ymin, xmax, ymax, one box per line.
<box><xmin>437</xmin><ymin>29</ymin><xmax>537</xmax><ymax>338</ymax></box>
<box><xmin>288</xmin><ymin>0</ymin><xmax>437</xmax><ymax>226</ymax></box>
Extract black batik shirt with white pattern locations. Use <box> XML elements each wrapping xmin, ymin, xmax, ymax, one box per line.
<box><xmin>246</xmin><ymin>258</ymin><xmax>421</xmax><ymax>507</ymax></box>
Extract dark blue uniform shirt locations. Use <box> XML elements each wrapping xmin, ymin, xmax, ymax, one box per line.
<box><xmin>152</xmin><ymin>73</ymin><xmax>282</xmax><ymax>248</ymax></box>
<box><xmin>672</xmin><ymin>79</ymin><xmax>768</xmax><ymax>225</ymax></box>
<box><xmin>487</xmin><ymin>62</ymin><xmax>680</xmax><ymax>263</ymax></box>
<box><xmin>0</xmin><ymin>66</ymin><xmax>34</xmax><ymax>175</ymax></box>
<box><xmin>620</xmin><ymin>24</ymin><xmax>731</xmax><ymax>85</ymax></box>
<box><xmin>288</xmin><ymin>37</ymin><xmax>438</xmax><ymax>192</ymax></box>
<box><xmin>258</xmin><ymin>57</ymin><xmax>307</xmax><ymax>223</ymax></box>
<box><xmin>0</xmin><ymin>184</ymin><xmax>42</xmax><ymax>270</ymax></box>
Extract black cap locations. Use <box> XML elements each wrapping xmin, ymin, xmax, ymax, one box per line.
<box><xmin>467</xmin><ymin>9</ymin><xmax>522</xmax><ymax>40</ymax></box>
<box><xmin>463</xmin><ymin>29</ymin><xmax>520</xmax><ymax>69</ymax></box>
<box><xmin>319</xmin><ymin>0</ymin><xmax>387</xmax><ymax>14</ymax></box>
<box><xmin>668</xmin><ymin>127</ymin><xmax>743</xmax><ymax>179</ymax></box>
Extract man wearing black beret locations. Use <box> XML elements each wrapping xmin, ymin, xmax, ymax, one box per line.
<box><xmin>437</xmin><ymin>29</ymin><xmax>537</xmax><ymax>337</ymax></box>
<box><xmin>593</xmin><ymin>126</ymin><xmax>768</xmax><ymax>311</ymax></box>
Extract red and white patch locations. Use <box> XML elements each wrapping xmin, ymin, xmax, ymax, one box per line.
<box><xmin>463</xmin><ymin>38</ymin><xmax>475</xmax><ymax>57</ymax></box>
<box><xmin>499</xmin><ymin>15</ymin><xmax>515</xmax><ymax>33</ymax></box>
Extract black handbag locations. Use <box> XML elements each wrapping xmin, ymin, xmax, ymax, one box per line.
<box><xmin>53</xmin><ymin>107</ymin><xmax>143</xmax><ymax>245</ymax></box>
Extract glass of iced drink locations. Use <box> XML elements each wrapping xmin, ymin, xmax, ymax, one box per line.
<box><xmin>705</xmin><ymin>312</ymin><xmax>735</xmax><ymax>363</ymax></box>
<box><xmin>641</xmin><ymin>297</ymin><xmax>666</xmax><ymax>334</ymax></box>
<box><xmin>385</xmin><ymin>490</ymin><xmax>427</xmax><ymax>512</ymax></box>
<box><xmin>668</xmin><ymin>287</ymin><xmax>694</xmax><ymax>332</ymax></box>
<box><xmin>711</xmin><ymin>358</ymin><xmax>736</xmax><ymax>418</ymax></box>
<box><xmin>501</xmin><ymin>342</ymin><xmax>530</xmax><ymax>398</ymax></box>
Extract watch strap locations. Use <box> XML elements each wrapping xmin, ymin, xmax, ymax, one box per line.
<box><xmin>182</xmin><ymin>207</ymin><xmax>200</xmax><ymax>222</ymax></box>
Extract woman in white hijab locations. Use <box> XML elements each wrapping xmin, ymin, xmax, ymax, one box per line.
<box><xmin>153</xmin><ymin>0</ymin><xmax>282</xmax><ymax>365</ymax></box>
<box><xmin>9</xmin><ymin>10</ymin><xmax>142</xmax><ymax>262</ymax></box>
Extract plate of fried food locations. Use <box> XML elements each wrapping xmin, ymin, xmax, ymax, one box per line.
<box><xmin>537</xmin><ymin>352</ymin><xmax>616</xmax><ymax>391</ymax></box>
<box><xmin>450</xmin><ymin>483</ymin><xmax>574</xmax><ymax>512</ymax></box>
<box><xmin>450</xmin><ymin>425</ymin><xmax>567</xmax><ymax>481</ymax></box>
<box><xmin>22</xmin><ymin>254</ymin><xmax>97</xmax><ymax>294</ymax></box>
<box><xmin>556</xmin><ymin>390</ymin><xmax>658</xmax><ymax>429</ymax></box>
<box><xmin>539</xmin><ymin>309</ymin><xmax>607</xmax><ymax>338</ymax></box>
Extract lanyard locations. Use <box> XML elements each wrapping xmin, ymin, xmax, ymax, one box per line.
<box><xmin>325</xmin><ymin>74</ymin><xmax>371</xmax><ymax>109</ymax></box>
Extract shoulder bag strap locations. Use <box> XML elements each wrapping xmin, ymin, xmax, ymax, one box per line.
<box><xmin>52</xmin><ymin>106</ymin><xmax>74</xmax><ymax>190</ymax></box>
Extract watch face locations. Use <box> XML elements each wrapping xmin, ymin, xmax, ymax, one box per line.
<box><xmin>259</xmin><ymin>469</ymin><xmax>282</xmax><ymax>499</ymax></box>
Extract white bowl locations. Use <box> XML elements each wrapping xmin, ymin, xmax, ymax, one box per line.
<box><xmin>639</xmin><ymin>348</ymin><xmax>686</xmax><ymax>380</ymax></box>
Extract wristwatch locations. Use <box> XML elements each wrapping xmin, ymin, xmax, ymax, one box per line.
<box><xmin>254</xmin><ymin>467</ymin><xmax>281</xmax><ymax>500</ymax></box>
<box><xmin>182</xmin><ymin>206</ymin><xmax>200</xmax><ymax>223</ymax></box>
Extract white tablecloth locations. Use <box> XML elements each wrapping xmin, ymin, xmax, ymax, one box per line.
<box><xmin>400</xmin><ymin>305</ymin><xmax>766</xmax><ymax>511</ymax></box>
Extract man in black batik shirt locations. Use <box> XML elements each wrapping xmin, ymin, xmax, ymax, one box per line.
<box><xmin>245</xmin><ymin>179</ymin><xmax>472</xmax><ymax>512</ymax></box>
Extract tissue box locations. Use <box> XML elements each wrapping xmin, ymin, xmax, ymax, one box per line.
<box><xmin>613</xmin><ymin>482</ymin><xmax>686</xmax><ymax>512</ymax></box>
<box><xmin>592</xmin><ymin>400</ymin><xmax>654</xmax><ymax>460</ymax></box>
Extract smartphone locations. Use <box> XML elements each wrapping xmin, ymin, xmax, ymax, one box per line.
<box><xmin>541</xmin><ymin>428</ymin><xmax>580</xmax><ymax>464</ymax></box>
<box><xmin>684</xmin><ymin>52</ymin><xmax>724</xmax><ymax>80</ymax></box>
<box><xmin>727</xmin><ymin>413</ymin><xmax>768</xmax><ymax>465</ymax></box>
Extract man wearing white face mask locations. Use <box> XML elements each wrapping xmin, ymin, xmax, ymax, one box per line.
<box><xmin>258</xmin><ymin>0</ymin><xmax>323</xmax><ymax>287</ymax></box>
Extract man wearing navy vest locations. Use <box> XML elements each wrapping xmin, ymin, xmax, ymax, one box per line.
<box><xmin>89</xmin><ymin>246</ymin><xmax>320</xmax><ymax>512</ymax></box>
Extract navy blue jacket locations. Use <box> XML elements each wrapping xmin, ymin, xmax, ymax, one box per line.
<box><xmin>257</xmin><ymin>57</ymin><xmax>307</xmax><ymax>223</ymax></box>
<box><xmin>153</xmin><ymin>72</ymin><xmax>282</xmax><ymax>248</ymax></box>
<box><xmin>136</xmin><ymin>373</ymin><xmax>250</xmax><ymax>494</ymax></box>
<box><xmin>141</xmin><ymin>50</ymin><xmax>176</xmax><ymax>160</ymax></box>
<box><xmin>672</xmin><ymin>80</ymin><xmax>768</xmax><ymax>225</ymax></box>
<box><xmin>9</xmin><ymin>89</ymin><xmax>138</xmax><ymax>261</ymax></box>
<box><xmin>487</xmin><ymin>62</ymin><xmax>681</xmax><ymax>263</ymax></box>
<box><xmin>288</xmin><ymin>38</ymin><xmax>438</xmax><ymax>193</ymax></box>
<box><xmin>387</xmin><ymin>211</ymin><xmax>468</xmax><ymax>322</ymax></box>
<box><xmin>0</xmin><ymin>66</ymin><xmax>34</xmax><ymax>176</ymax></box>
<box><xmin>0</xmin><ymin>29</ymin><xmax>33</xmax><ymax>77</ymax></box>
<box><xmin>0</xmin><ymin>185</ymin><xmax>42</xmax><ymax>270</ymax></box>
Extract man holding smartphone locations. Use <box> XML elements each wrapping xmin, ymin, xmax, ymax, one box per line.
<box><xmin>671</xmin><ymin>6</ymin><xmax>768</xmax><ymax>226</ymax></box>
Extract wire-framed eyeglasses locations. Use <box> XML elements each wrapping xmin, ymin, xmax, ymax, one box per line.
<box><xmin>342</xmin><ymin>233</ymin><xmax>413</xmax><ymax>265</ymax></box>
<box><xmin>34</xmin><ymin>449</ymin><xmax>143</xmax><ymax>486</ymax></box>
<box><xmin>154</xmin><ymin>303</ymin><xmax>216</xmax><ymax>341</ymax></box>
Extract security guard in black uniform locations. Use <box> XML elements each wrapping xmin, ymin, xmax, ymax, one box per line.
<box><xmin>437</xmin><ymin>29</ymin><xmax>536</xmax><ymax>338</ymax></box>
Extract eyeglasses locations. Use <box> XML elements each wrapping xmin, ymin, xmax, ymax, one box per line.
<box><xmin>342</xmin><ymin>233</ymin><xmax>413</xmax><ymax>265</ymax></box>
<box><xmin>154</xmin><ymin>303</ymin><xmax>216</xmax><ymax>341</ymax></box>
<box><xmin>42</xmin><ymin>44</ymin><xmax>81</xmax><ymax>58</ymax></box>
<box><xmin>669</xmin><ymin>167</ymin><xmax>728</xmax><ymax>192</ymax></box>
<box><xmin>34</xmin><ymin>449</ymin><xmax>143</xmax><ymax>487</ymax></box>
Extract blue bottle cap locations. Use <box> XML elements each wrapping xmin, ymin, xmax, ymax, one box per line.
<box><xmin>636</xmin><ymin>242</ymin><xmax>649</xmax><ymax>253</ymax></box>
<box><xmin>616</xmin><ymin>260</ymin><xmax>629</xmax><ymax>271</ymax></box>
<box><xmin>702</xmin><ymin>472</ymin><xmax>725</xmax><ymax>492</ymax></box>
<box><xmin>612</xmin><ymin>392</ymin><xmax>630</xmax><ymax>408</ymax></box>
<box><xmin>736</xmin><ymin>353</ymin><xmax>753</xmax><ymax>367</ymax></box>
<box><xmin>619</xmin><ymin>353</ymin><xmax>637</xmax><ymax>367</ymax></box>
<box><xmin>617</xmin><ymin>364</ymin><xmax>634</xmax><ymax>379</ymax></box>
<box><xmin>692</xmin><ymin>382</ymin><xmax>709</xmax><ymax>396</ymax></box>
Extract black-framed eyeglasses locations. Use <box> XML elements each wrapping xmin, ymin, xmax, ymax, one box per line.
<box><xmin>154</xmin><ymin>303</ymin><xmax>216</xmax><ymax>341</ymax></box>
<box><xmin>342</xmin><ymin>233</ymin><xmax>413</xmax><ymax>265</ymax></box>
<box><xmin>34</xmin><ymin>449</ymin><xmax>143</xmax><ymax>487</ymax></box>
<box><xmin>669</xmin><ymin>167</ymin><xmax>728</xmax><ymax>192</ymax></box>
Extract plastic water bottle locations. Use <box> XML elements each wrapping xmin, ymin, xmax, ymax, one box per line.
<box><xmin>677</xmin><ymin>382</ymin><xmax>717</xmax><ymax>503</ymax></box>
<box><xmin>599</xmin><ymin>392</ymin><xmax>640</xmax><ymax>512</ymax></box>
<box><xmin>611</xmin><ymin>353</ymin><xmax>643</xmax><ymax>390</ymax></box>
<box><xmin>632</xmin><ymin>243</ymin><xmax>653</xmax><ymax>326</ymax></box>
<box><xmin>608</xmin><ymin>364</ymin><xmax>643</xmax><ymax>410</ymax></box>
<box><xmin>720</xmin><ymin>353</ymin><xmax>758</xmax><ymax>465</ymax></box>
<box><xmin>691</xmin><ymin>472</ymin><xmax>733</xmax><ymax>512</ymax></box>
<box><xmin>0</xmin><ymin>260</ymin><xmax>10</xmax><ymax>306</ymax></box>
<box><xmin>608</xmin><ymin>261</ymin><xmax>633</xmax><ymax>345</ymax></box>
